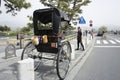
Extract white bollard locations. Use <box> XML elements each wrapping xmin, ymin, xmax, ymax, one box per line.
<box><xmin>84</xmin><ymin>37</ymin><xmax>87</xmax><ymax>49</ymax></box>
<box><xmin>71</xmin><ymin>44</ymin><xmax>75</xmax><ymax>60</ymax></box>
<box><xmin>17</xmin><ymin>58</ymin><xmax>34</xmax><ymax>80</ymax></box>
<box><xmin>87</xmin><ymin>36</ymin><xmax>90</xmax><ymax>45</ymax></box>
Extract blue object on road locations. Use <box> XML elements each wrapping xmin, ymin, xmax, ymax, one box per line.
<box><xmin>79</xmin><ymin>16</ymin><xmax>86</xmax><ymax>24</ymax></box>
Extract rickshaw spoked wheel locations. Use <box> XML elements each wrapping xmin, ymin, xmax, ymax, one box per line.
<box><xmin>21</xmin><ymin>42</ymin><xmax>42</xmax><ymax>71</ymax></box>
<box><xmin>56</xmin><ymin>41</ymin><xmax>71</xmax><ymax>80</ymax></box>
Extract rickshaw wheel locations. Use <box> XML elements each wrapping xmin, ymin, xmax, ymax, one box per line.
<box><xmin>21</xmin><ymin>42</ymin><xmax>42</xmax><ymax>71</ymax></box>
<box><xmin>56</xmin><ymin>41</ymin><xmax>71</xmax><ymax>80</ymax></box>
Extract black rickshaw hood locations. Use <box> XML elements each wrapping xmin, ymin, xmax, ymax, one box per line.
<box><xmin>33</xmin><ymin>8</ymin><xmax>70</xmax><ymax>24</ymax></box>
<box><xmin>33</xmin><ymin>8</ymin><xmax>70</xmax><ymax>34</ymax></box>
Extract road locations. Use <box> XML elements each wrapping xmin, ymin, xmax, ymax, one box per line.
<box><xmin>2</xmin><ymin>33</ymin><xmax>120</xmax><ymax>80</ymax></box>
<box><xmin>73</xmin><ymin>34</ymin><xmax>120</xmax><ymax>80</ymax></box>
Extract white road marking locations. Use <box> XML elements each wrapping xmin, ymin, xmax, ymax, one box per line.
<box><xmin>94</xmin><ymin>46</ymin><xmax>120</xmax><ymax>48</ymax></box>
<box><xmin>96</xmin><ymin>40</ymin><xmax>101</xmax><ymax>44</ymax></box>
<box><xmin>115</xmin><ymin>39</ymin><xmax>120</xmax><ymax>43</ymax></box>
<box><xmin>103</xmin><ymin>40</ymin><xmax>109</xmax><ymax>44</ymax></box>
<box><xmin>109</xmin><ymin>40</ymin><xmax>116</xmax><ymax>44</ymax></box>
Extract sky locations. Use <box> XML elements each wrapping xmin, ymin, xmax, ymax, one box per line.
<box><xmin>81</xmin><ymin>0</ymin><xmax>120</xmax><ymax>30</ymax></box>
<box><xmin>0</xmin><ymin>0</ymin><xmax>45</xmax><ymax>29</ymax></box>
<box><xmin>0</xmin><ymin>0</ymin><xmax>120</xmax><ymax>30</ymax></box>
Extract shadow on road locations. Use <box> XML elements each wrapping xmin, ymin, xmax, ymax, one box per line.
<box><xmin>0</xmin><ymin>59</ymin><xmax>60</xmax><ymax>80</ymax></box>
<box><xmin>35</xmin><ymin>60</ymin><xmax>59</xmax><ymax>80</ymax></box>
<box><xmin>0</xmin><ymin>62</ymin><xmax>18</xmax><ymax>80</ymax></box>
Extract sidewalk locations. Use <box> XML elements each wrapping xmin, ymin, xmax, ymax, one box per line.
<box><xmin>0</xmin><ymin>49</ymin><xmax>23</xmax><ymax>63</ymax></box>
<box><xmin>0</xmin><ymin>35</ymin><xmax>94</xmax><ymax>80</ymax></box>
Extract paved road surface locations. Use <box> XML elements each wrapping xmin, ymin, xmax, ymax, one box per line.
<box><xmin>74</xmin><ymin>35</ymin><xmax>120</xmax><ymax>80</ymax></box>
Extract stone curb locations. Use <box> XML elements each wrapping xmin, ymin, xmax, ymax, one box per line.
<box><xmin>65</xmin><ymin>38</ymin><xmax>96</xmax><ymax>80</ymax></box>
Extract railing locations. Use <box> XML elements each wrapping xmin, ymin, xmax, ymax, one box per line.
<box><xmin>0</xmin><ymin>33</ymin><xmax>76</xmax><ymax>48</ymax></box>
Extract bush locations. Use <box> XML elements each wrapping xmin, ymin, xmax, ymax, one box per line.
<box><xmin>99</xmin><ymin>26</ymin><xmax>107</xmax><ymax>33</ymax></box>
<box><xmin>9</xmin><ymin>31</ymin><xmax>16</xmax><ymax>36</ymax></box>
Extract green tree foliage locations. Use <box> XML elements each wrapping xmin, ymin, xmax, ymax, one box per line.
<box><xmin>40</xmin><ymin>0</ymin><xmax>91</xmax><ymax>23</ymax></box>
<box><xmin>0</xmin><ymin>25</ymin><xmax>11</xmax><ymax>31</ymax></box>
<box><xmin>20</xmin><ymin>26</ymin><xmax>31</xmax><ymax>33</ymax></box>
<box><xmin>1</xmin><ymin>0</ymin><xmax>31</xmax><ymax>15</ymax></box>
<box><xmin>26</xmin><ymin>0</ymin><xmax>91</xmax><ymax>30</ymax></box>
<box><xmin>99</xmin><ymin>26</ymin><xmax>108</xmax><ymax>32</ymax></box>
<box><xmin>27</xmin><ymin>15</ymin><xmax>33</xmax><ymax>29</ymax></box>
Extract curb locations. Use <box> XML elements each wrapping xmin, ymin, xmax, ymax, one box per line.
<box><xmin>65</xmin><ymin>38</ymin><xmax>96</xmax><ymax>80</ymax></box>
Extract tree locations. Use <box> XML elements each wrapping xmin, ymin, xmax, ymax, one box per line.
<box><xmin>40</xmin><ymin>0</ymin><xmax>91</xmax><ymax>23</ymax></box>
<box><xmin>0</xmin><ymin>25</ymin><xmax>11</xmax><ymax>31</ymax></box>
<box><xmin>1</xmin><ymin>0</ymin><xmax>91</xmax><ymax>19</ymax></box>
<box><xmin>1</xmin><ymin>0</ymin><xmax>91</xmax><ymax>30</ymax></box>
<box><xmin>27</xmin><ymin>15</ymin><xmax>33</xmax><ymax>29</ymax></box>
<box><xmin>4</xmin><ymin>25</ymin><xmax>11</xmax><ymax>31</ymax></box>
<box><xmin>26</xmin><ymin>0</ymin><xmax>91</xmax><ymax>30</ymax></box>
<box><xmin>0</xmin><ymin>0</ymin><xmax>31</xmax><ymax>16</ymax></box>
<box><xmin>99</xmin><ymin>26</ymin><xmax>108</xmax><ymax>32</ymax></box>
<box><xmin>0</xmin><ymin>25</ymin><xmax>4</xmax><ymax>31</ymax></box>
<box><xmin>21</xmin><ymin>26</ymin><xmax>31</xmax><ymax>33</ymax></box>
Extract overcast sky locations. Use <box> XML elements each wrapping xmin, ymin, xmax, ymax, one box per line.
<box><xmin>81</xmin><ymin>0</ymin><xmax>120</xmax><ymax>30</ymax></box>
<box><xmin>0</xmin><ymin>0</ymin><xmax>120</xmax><ymax>30</ymax></box>
<box><xmin>0</xmin><ymin>0</ymin><xmax>45</xmax><ymax>29</ymax></box>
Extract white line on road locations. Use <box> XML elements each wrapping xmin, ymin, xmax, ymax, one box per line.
<box><xmin>96</xmin><ymin>40</ymin><xmax>101</xmax><ymax>44</ymax></box>
<box><xmin>103</xmin><ymin>40</ymin><xmax>109</xmax><ymax>44</ymax></box>
<box><xmin>94</xmin><ymin>46</ymin><xmax>120</xmax><ymax>48</ymax></box>
<box><xmin>115</xmin><ymin>39</ymin><xmax>120</xmax><ymax>43</ymax></box>
<box><xmin>109</xmin><ymin>40</ymin><xmax>116</xmax><ymax>44</ymax></box>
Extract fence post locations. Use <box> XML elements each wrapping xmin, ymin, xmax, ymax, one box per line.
<box><xmin>17</xmin><ymin>58</ymin><xmax>34</xmax><ymax>80</ymax></box>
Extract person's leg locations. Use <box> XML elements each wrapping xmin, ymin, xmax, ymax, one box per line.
<box><xmin>80</xmin><ymin>42</ymin><xmax>85</xmax><ymax>51</ymax></box>
<box><xmin>76</xmin><ymin>40</ymin><xmax>79</xmax><ymax>50</ymax></box>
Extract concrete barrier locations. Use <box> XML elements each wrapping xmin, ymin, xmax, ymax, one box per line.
<box><xmin>17</xmin><ymin>58</ymin><xmax>34</xmax><ymax>80</ymax></box>
<box><xmin>71</xmin><ymin>44</ymin><xmax>75</xmax><ymax>60</ymax></box>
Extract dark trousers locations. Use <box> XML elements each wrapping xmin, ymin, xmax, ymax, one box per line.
<box><xmin>77</xmin><ymin>40</ymin><xmax>84</xmax><ymax>50</ymax></box>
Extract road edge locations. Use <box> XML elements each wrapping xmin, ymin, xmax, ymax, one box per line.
<box><xmin>65</xmin><ymin>38</ymin><xmax>96</xmax><ymax>80</ymax></box>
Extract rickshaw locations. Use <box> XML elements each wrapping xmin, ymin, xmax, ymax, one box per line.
<box><xmin>21</xmin><ymin>8</ymin><xmax>72</xmax><ymax>80</ymax></box>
